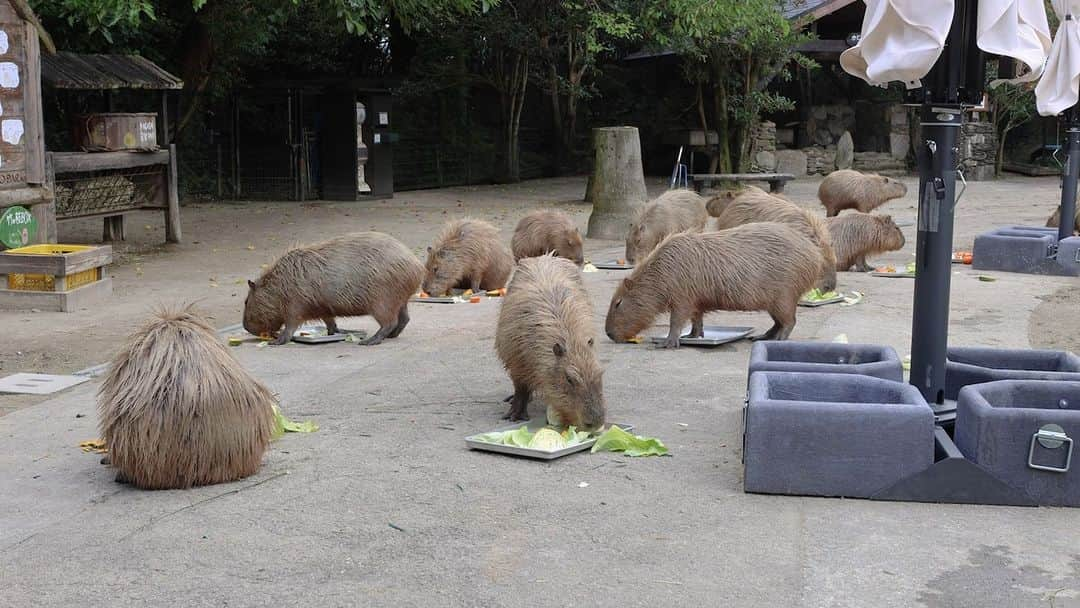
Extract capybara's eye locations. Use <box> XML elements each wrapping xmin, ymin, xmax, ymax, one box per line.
<box><xmin>587</xmin><ymin>338</ymin><xmax>594</xmax><ymax>347</ymax></box>
<box><xmin>565</xmin><ymin>373</ymin><xmax>577</xmax><ymax>386</ymax></box>
<box><xmin>615</xmin><ymin>299</ymin><xmax>623</xmax><ymax>309</ymax></box>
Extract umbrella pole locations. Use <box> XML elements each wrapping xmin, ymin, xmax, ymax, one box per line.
<box><xmin>1058</xmin><ymin>105</ymin><xmax>1080</xmax><ymax>242</ymax></box>
<box><xmin>909</xmin><ymin>104</ymin><xmax>962</xmax><ymax>409</ymax></box>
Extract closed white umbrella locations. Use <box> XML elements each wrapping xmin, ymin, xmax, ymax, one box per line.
<box><xmin>840</xmin><ymin>0</ymin><xmax>954</xmax><ymax>88</ymax></box>
<box><xmin>980</xmin><ymin>0</ymin><xmax>1052</xmax><ymax>84</ymax></box>
<box><xmin>1036</xmin><ymin>0</ymin><xmax>1080</xmax><ymax>115</ymax></box>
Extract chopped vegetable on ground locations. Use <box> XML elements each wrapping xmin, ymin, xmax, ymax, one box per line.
<box><xmin>590</xmin><ymin>426</ymin><xmax>669</xmax><ymax>457</ymax></box>
<box><xmin>801</xmin><ymin>288</ymin><xmax>840</xmax><ymax>302</ymax></box>
<box><xmin>271</xmin><ymin>404</ymin><xmax>319</xmax><ymax>440</ymax></box>
<box><xmin>472</xmin><ymin>425</ymin><xmax>594</xmax><ymax>451</ymax></box>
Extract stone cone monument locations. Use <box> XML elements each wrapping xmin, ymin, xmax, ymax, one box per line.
<box><xmin>586</xmin><ymin>126</ymin><xmax>648</xmax><ymax>239</ymax></box>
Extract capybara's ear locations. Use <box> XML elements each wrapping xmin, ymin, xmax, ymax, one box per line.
<box><xmin>553</xmin><ymin>342</ymin><xmax>565</xmax><ymax>357</ymax></box>
<box><xmin>426</xmin><ymin>246</ymin><xmax>433</xmax><ymax>254</ymax></box>
<box><xmin>879</xmin><ymin>214</ymin><xmax>893</xmax><ymax>224</ymax></box>
<box><xmin>247</xmin><ymin>280</ymin><xmax>257</xmax><ymax>290</ymax></box>
<box><xmin>622</xmin><ymin>277</ymin><xmax>635</xmax><ymax>290</ymax></box>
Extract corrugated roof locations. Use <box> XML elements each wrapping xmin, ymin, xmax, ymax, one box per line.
<box><xmin>42</xmin><ymin>52</ymin><xmax>183</xmax><ymax>90</ymax></box>
<box><xmin>783</xmin><ymin>0</ymin><xmax>854</xmax><ymax>20</ymax></box>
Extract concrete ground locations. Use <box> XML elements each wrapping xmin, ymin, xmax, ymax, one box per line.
<box><xmin>1</xmin><ymin>175</ymin><xmax>1079</xmax><ymax>606</ymax></box>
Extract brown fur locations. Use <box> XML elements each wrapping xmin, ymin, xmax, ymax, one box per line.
<box><xmin>511</xmin><ymin>210</ymin><xmax>584</xmax><ymax>265</ymax></box>
<box><xmin>1047</xmin><ymin>207</ymin><xmax>1080</xmax><ymax>236</ymax></box>
<box><xmin>423</xmin><ymin>219</ymin><xmax>513</xmax><ymax>295</ymax></box>
<box><xmin>244</xmin><ymin>232</ymin><xmax>423</xmax><ymax>346</ymax></box>
<box><xmin>98</xmin><ymin>306</ymin><xmax>275</xmax><ymax>490</ymax></box>
<box><xmin>625</xmin><ymin>189</ymin><xmax>709</xmax><ymax>264</ymax></box>
<box><xmin>826</xmin><ymin>212</ymin><xmax>906</xmax><ymax>272</ymax></box>
<box><xmin>706</xmin><ymin>186</ymin><xmax>837</xmax><ymax>291</ymax></box>
<box><xmin>495</xmin><ymin>254</ymin><xmax>606</xmax><ymax>430</ymax></box>
<box><xmin>818</xmin><ymin>169</ymin><xmax>908</xmax><ymax>217</ymax></box>
<box><xmin>605</xmin><ymin>223</ymin><xmax>824</xmax><ymax>346</ymax></box>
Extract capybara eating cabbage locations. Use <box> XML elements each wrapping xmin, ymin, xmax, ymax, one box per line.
<box><xmin>706</xmin><ymin>185</ymin><xmax>837</xmax><ymax>291</ymax></box>
<box><xmin>826</xmin><ymin>212</ymin><xmax>906</xmax><ymax>271</ymax></box>
<box><xmin>244</xmin><ymin>231</ymin><xmax>423</xmax><ymax>346</ymax></box>
<box><xmin>423</xmin><ymin>218</ymin><xmax>513</xmax><ymax>295</ymax></box>
<box><xmin>98</xmin><ymin>306</ymin><xmax>276</xmax><ymax>489</ymax></box>
<box><xmin>511</xmin><ymin>210</ymin><xmax>584</xmax><ymax>265</ymax></box>
<box><xmin>624</xmin><ymin>189</ymin><xmax>709</xmax><ymax>264</ymax></box>
<box><xmin>605</xmin><ymin>223</ymin><xmax>824</xmax><ymax>347</ymax></box>
<box><xmin>818</xmin><ymin>169</ymin><xmax>908</xmax><ymax>217</ymax></box>
<box><xmin>495</xmin><ymin>254</ymin><xmax>606</xmax><ymax>430</ymax></box>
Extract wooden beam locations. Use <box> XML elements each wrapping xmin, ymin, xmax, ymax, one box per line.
<box><xmin>165</xmin><ymin>144</ymin><xmax>182</xmax><ymax>243</ymax></box>
<box><xmin>796</xmin><ymin>39</ymin><xmax>851</xmax><ymax>54</ymax></box>
<box><xmin>50</xmin><ymin>150</ymin><xmax>170</xmax><ymax>173</ymax></box>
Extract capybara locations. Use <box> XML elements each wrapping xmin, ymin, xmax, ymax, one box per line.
<box><xmin>605</xmin><ymin>223</ymin><xmax>823</xmax><ymax>347</ymax></box>
<box><xmin>423</xmin><ymin>218</ymin><xmax>513</xmax><ymax>295</ymax></box>
<box><xmin>707</xmin><ymin>186</ymin><xmax>837</xmax><ymax>291</ymax></box>
<box><xmin>244</xmin><ymin>231</ymin><xmax>423</xmax><ymax>346</ymax></box>
<box><xmin>1047</xmin><ymin>206</ymin><xmax>1080</xmax><ymax>236</ymax></box>
<box><xmin>495</xmin><ymin>254</ymin><xmax>606</xmax><ymax>429</ymax></box>
<box><xmin>818</xmin><ymin>169</ymin><xmax>908</xmax><ymax>217</ymax></box>
<box><xmin>98</xmin><ymin>306</ymin><xmax>275</xmax><ymax>489</ymax></box>
<box><xmin>826</xmin><ymin>212</ymin><xmax>906</xmax><ymax>272</ymax></box>
<box><xmin>624</xmin><ymin>189</ymin><xmax>709</xmax><ymax>264</ymax></box>
<box><xmin>511</xmin><ymin>210</ymin><xmax>584</xmax><ymax>265</ymax></box>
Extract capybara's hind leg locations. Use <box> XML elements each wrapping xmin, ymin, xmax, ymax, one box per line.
<box><xmin>754</xmin><ymin>304</ymin><xmax>796</xmax><ymax>341</ymax></box>
<box><xmin>387</xmin><ymin>304</ymin><xmax>410</xmax><ymax>339</ymax></box>
<box><xmin>361</xmin><ymin>310</ymin><xmax>398</xmax><ymax>346</ymax></box>
<box><xmin>853</xmin><ymin>255</ymin><xmax>872</xmax><ymax>272</ymax></box>
<box><xmin>504</xmin><ymin>382</ymin><xmax>531</xmax><ymax>421</ymax></box>
<box><xmin>685</xmin><ymin>312</ymin><xmax>705</xmax><ymax>339</ymax></box>
<box><xmin>322</xmin><ymin>317</ymin><xmax>339</xmax><ymax>334</ymax></box>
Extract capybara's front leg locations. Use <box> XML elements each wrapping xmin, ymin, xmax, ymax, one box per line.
<box><xmin>470</xmin><ymin>274</ymin><xmax>483</xmax><ymax>293</ymax></box>
<box><xmin>826</xmin><ymin>207</ymin><xmax>838</xmax><ymax>218</ymax></box>
<box><xmin>685</xmin><ymin>312</ymin><xmax>705</xmax><ymax>339</ymax></box>
<box><xmin>853</xmin><ymin>256</ymin><xmax>873</xmax><ymax>272</ymax></box>
<box><xmin>504</xmin><ymin>382</ymin><xmax>531</xmax><ymax>421</ymax></box>
<box><xmin>272</xmin><ymin>320</ymin><xmax>300</xmax><ymax>345</ymax></box>
<box><xmin>387</xmin><ymin>304</ymin><xmax>409</xmax><ymax>339</ymax></box>
<box><xmin>322</xmin><ymin>317</ymin><xmax>339</xmax><ymax>335</ymax></box>
<box><xmin>661</xmin><ymin>310</ymin><xmax>689</xmax><ymax>349</ymax></box>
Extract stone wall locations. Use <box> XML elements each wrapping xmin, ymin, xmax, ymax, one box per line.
<box><xmin>959</xmin><ymin>121</ymin><xmax>997</xmax><ymax>181</ymax></box>
<box><xmin>749</xmin><ymin>120</ymin><xmax>778</xmax><ymax>172</ymax></box>
<box><xmin>806</xmin><ymin>105</ymin><xmax>856</xmax><ymax>148</ymax></box>
<box><xmin>805</xmin><ymin>146</ymin><xmax>836</xmax><ymax>175</ymax></box>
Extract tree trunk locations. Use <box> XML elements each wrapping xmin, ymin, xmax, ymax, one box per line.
<box><xmin>713</xmin><ymin>84</ymin><xmax>732</xmax><ymax>173</ymax></box>
<box><xmin>586</xmin><ymin>127</ymin><xmax>648</xmax><ymax>239</ymax></box>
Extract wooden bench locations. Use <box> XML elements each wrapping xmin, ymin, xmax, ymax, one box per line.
<box><xmin>690</xmin><ymin>173</ymin><xmax>795</xmax><ymax>194</ymax></box>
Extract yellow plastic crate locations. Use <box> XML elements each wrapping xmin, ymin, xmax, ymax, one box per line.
<box><xmin>3</xmin><ymin>244</ymin><xmax>102</xmax><ymax>292</ymax></box>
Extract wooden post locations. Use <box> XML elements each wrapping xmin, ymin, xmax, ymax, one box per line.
<box><xmin>165</xmin><ymin>143</ymin><xmax>181</xmax><ymax>243</ymax></box>
<box><xmin>585</xmin><ymin>127</ymin><xmax>648</xmax><ymax>239</ymax></box>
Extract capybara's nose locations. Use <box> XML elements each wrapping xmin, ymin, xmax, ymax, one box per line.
<box><xmin>606</xmin><ymin>330</ymin><xmax>615</xmax><ymax>341</ymax></box>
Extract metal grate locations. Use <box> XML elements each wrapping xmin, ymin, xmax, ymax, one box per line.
<box><xmin>54</xmin><ymin>167</ymin><xmax>164</xmax><ymax>218</ymax></box>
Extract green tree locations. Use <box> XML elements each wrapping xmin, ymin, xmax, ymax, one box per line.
<box><xmin>988</xmin><ymin>82</ymin><xmax>1036</xmax><ymax>177</ymax></box>
<box><xmin>644</xmin><ymin>0</ymin><xmax>814</xmax><ymax>172</ymax></box>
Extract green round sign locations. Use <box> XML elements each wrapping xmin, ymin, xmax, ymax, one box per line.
<box><xmin>0</xmin><ymin>206</ymin><xmax>37</xmax><ymax>249</ymax></box>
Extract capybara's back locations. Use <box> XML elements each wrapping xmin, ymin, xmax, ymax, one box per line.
<box><xmin>99</xmin><ymin>306</ymin><xmax>276</xmax><ymax>489</ymax></box>
<box><xmin>424</xmin><ymin>218</ymin><xmax>513</xmax><ymax>295</ymax></box>
<box><xmin>818</xmin><ymin>169</ymin><xmax>907</xmax><ymax>217</ymax></box>
<box><xmin>826</xmin><ymin>213</ymin><xmax>906</xmax><ymax>271</ymax></box>
<box><xmin>496</xmin><ymin>254</ymin><xmax>605</xmax><ymax>429</ymax></box>
<box><xmin>244</xmin><ymin>231</ymin><xmax>423</xmax><ymax>345</ymax></box>
<box><xmin>511</xmin><ymin>210</ymin><xmax>584</xmax><ymax>264</ymax></box>
<box><xmin>625</xmin><ymin>189</ymin><xmax>708</xmax><ymax>263</ymax></box>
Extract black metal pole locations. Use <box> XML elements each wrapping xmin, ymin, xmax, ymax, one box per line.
<box><xmin>910</xmin><ymin>105</ymin><xmax>961</xmax><ymax>409</ymax></box>
<box><xmin>1059</xmin><ymin>105</ymin><xmax>1080</xmax><ymax>242</ymax></box>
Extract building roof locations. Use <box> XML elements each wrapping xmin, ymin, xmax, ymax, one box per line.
<box><xmin>41</xmin><ymin>52</ymin><xmax>184</xmax><ymax>90</ymax></box>
<box><xmin>783</xmin><ymin>0</ymin><xmax>858</xmax><ymax>21</ymax></box>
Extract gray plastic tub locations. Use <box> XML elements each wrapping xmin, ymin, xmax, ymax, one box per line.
<box><xmin>945</xmin><ymin>346</ymin><xmax>1080</xmax><ymax>400</ymax></box>
<box><xmin>955</xmin><ymin>380</ymin><xmax>1080</xmax><ymax>507</ymax></box>
<box><xmin>748</xmin><ymin>341</ymin><xmax>904</xmax><ymax>383</ymax></box>
<box><xmin>744</xmin><ymin>371</ymin><xmax>935</xmax><ymax>498</ymax></box>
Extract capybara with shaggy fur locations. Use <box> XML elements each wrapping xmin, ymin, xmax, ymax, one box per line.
<box><xmin>707</xmin><ymin>186</ymin><xmax>837</xmax><ymax>291</ymax></box>
<box><xmin>511</xmin><ymin>210</ymin><xmax>584</xmax><ymax>265</ymax></box>
<box><xmin>605</xmin><ymin>223</ymin><xmax>823</xmax><ymax>347</ymax></box>
<box><xmin>826</xmin><ymin>212</ymin><xmax>906</xmax><ymax>272</ymax></box>
<box><xmin>244</xmin><ymin>231</ymin><xmax>423</xmax><ymax>346</ymax></box>
<box><xmin>495</xmin><ymin>254</ymin><xmax>606</xmax><ymax>429</ymax></box>
<box><xmin>423</xmin><ymin>219</ymin><xmax>513</xmax><ymax>295</ymax></box>
<box><xmin>98</xmin><ymin>306</ymin><xmax>276</xmax><ymax>489</ymax></box>
<box><xmin>818</xmin><ymin>169</ymin><xmax>908</xmax><ymax>217</ymax></box>
<box><xmin>1047</xmin><ymin>206</ymin><xmax>1080</xmax><ymax>236</ymax></box>
<box><xmin>625</xmin><ymin>189</ymin><xmax>709</xmax><ymax>264</ymax></box>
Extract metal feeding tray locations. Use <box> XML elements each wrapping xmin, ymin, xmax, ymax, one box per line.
<box><xmin>290</xmin><ymin>323</ymin><xmax>366</xmax><ymax>344</ymax></box>
<box><xmin>870</xmin><ymin>270</ymin><xmax>915</xmax><ymax>279</ymax></box>
<box><xmin>465</xmin><ymin>420</ymin><xmax>634</xmax><ymax>460</ymax></box>
<box><xmin>798</xmin><ymin>294</ymin><xmax>846</xmax><ymax>307</ymax></box>
<box><xmin>591</xmin><ymin>261</ymin><xmax>635</xmax><ymax>270</ymax></box>
<box><xmin>410</xmin><ymin>295</ymin><xmax>463</xmax><ymax>304</ymax></box>
<box><xmin>648</xmin><ymin>325</ymin><xmax>755</xmax><ymax>347</ymax></box>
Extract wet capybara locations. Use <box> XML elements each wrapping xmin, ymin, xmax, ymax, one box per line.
<box><xmin>495</xmin><ymin>254</ymin><xmax>606</xmax><ymax>429</ymax></box>
<box><xmin>98</xmin><ymin>306</ymin><xmax>276</xmax><ymax>489</ymax></box>
<box><xmin>244</xmin><ymin>231</ymin><xmax>423</xmax><ymax>346</ymax></box>
<box><xmin>605</xmin><ymin>223</ymin><xmax>824</xmax><ymax>347</ymax></box>
<box><xmin>423</xmin><ymin>219</ymin><xmax>513</xmax><ymax>295</ymax></box>
<box><xmin>511</xmin><ymin>210</ymin><xmax>584</xmax><ymax>265</ymax></box>
<box><xmin>624</xmin><ymin>189</ymin><xmax>709</xmax><ymax>264</ymax></box>
<box><xmin>826</xmin><ymin>212</ymin><xmax>906</xmax><ymax>272</ymax></box>
<box><xmin>818</xmin><ymin>169</ymin><xmax>908</xmax><ymax>217</ymax></box>
<box><xmin>1047</xmin><ymin>206</ymin><xmax>1080</xmax><ymax>236</ymax></box>
<box><xmin>707</xmin><ymin>186</ymin><xmax>837</xmax><ymax>291</ymax></box>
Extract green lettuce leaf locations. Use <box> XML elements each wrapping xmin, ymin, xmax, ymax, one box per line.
<box><xmin>271</xmin><ymin>404</ymin><xmax>318</xmax><ymax>440</ymax></box>
<box><xmin>590</xmin><ymin>426</ymin><xmax>669</xmax><ymax>457</ymax></box>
